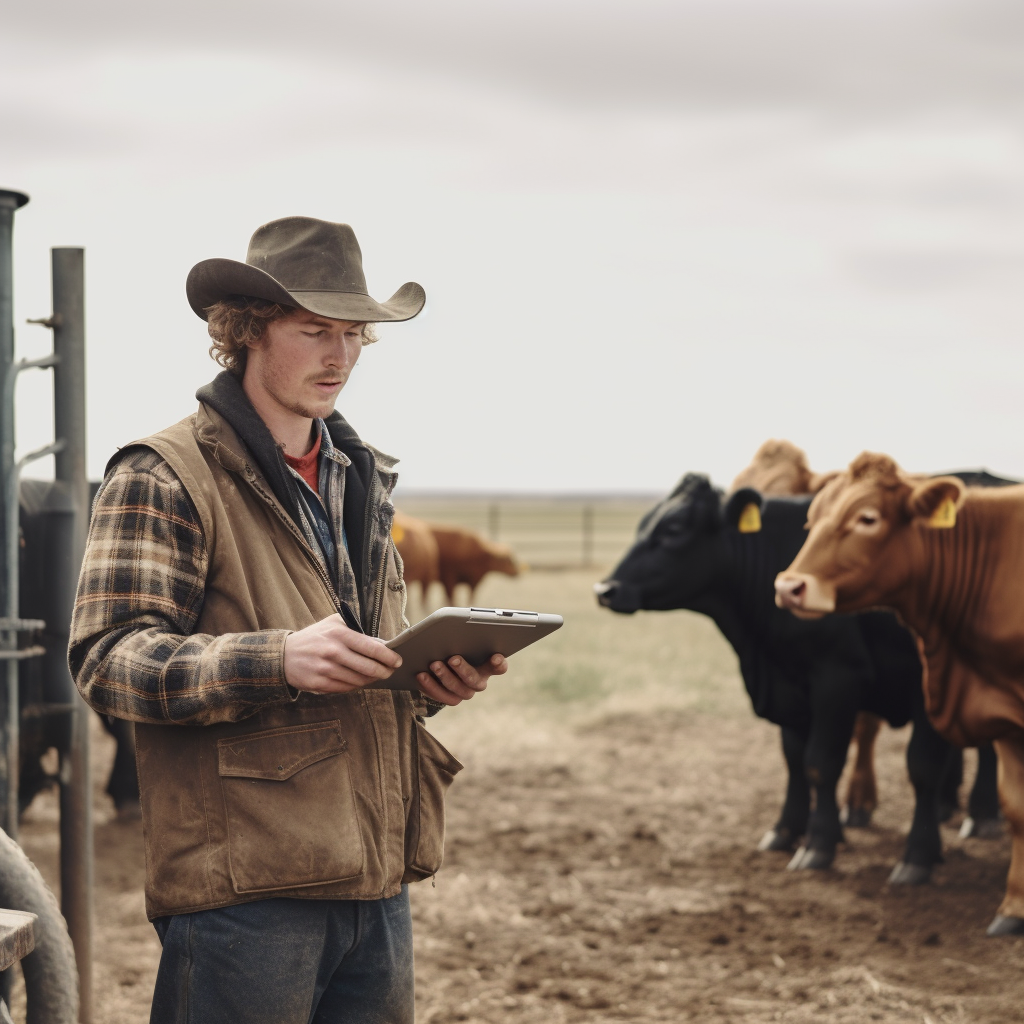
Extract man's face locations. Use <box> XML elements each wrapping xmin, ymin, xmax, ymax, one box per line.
<box><xmin>248</xmin><ymin>310</ymin><xmax>365</xmax><ymax>421</ymax></box>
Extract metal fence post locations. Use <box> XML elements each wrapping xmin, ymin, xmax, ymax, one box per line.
<box><xmin>51</xmin><ymin>248</ymin><xmax>92</xmax><ymax>1024</ymax></box>
<box><xmin>0</xmin><ymin>190</ymin><xmax>28</xmax><ymax>838</ymax></box>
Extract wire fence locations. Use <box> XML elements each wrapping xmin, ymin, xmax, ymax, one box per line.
<box><xmin>391</xmin><ymin>492</ymin><xmax>661</xmax><ymax>571</ymax></box>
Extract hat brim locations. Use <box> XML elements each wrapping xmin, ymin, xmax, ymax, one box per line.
<box><xmin>186</xmin><ymin>258</ymin><xmax>425</xmax><ymax>323</ymax></box>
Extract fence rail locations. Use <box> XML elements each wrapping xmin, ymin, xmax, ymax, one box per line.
<box><xmin>392</xmin><ymin>492</ymin><xmax>660</xmax><ymax>570</ymax></box>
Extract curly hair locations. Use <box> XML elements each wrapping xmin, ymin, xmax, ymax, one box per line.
<box><xmin>205</xmin><ymin>296</ymin><xmax>379</xmax><ymax>374</ymax></box>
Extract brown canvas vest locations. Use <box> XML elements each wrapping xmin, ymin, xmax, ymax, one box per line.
<box><xmin>121</xmin><ymin>404</ymin><xmax>461</xmax><ymax>919</ymax></box>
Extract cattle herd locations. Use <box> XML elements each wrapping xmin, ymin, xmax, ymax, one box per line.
<box><xmin>598</xmin><ymin>440</ymin><xmax>1024</xmax><ymax>939</ymax></box>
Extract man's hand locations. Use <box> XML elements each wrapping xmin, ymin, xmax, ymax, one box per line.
<box><xmin>284</xmin><ymin>614</ymin><xmax>402</xmax><ymax>694</ymax></box>
<box><xmin>416</xmin><ymin>653</ymin><xmax>508</xmax><ymax>706</ymax></box>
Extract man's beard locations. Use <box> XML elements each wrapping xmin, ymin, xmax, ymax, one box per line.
<box><xmin>259</xmin><ymin>363</ymin><xmax>345</xmax><ymax>419</ymax></box>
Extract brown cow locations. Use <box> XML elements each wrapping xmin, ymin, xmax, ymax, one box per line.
<box><xmin>731</xmin><ymin>438</ymin><xmax>839</xmax><ymax>497</ymax></box>
<box><xmin>775</xmin><ymin>451</ymin><xmax>1024</xmax><ymax>935</ymax></box>
<box><xmin>429</xmin><ymin>523</ymin><xmax>519</xmax><ymax>604</ymax></box>
<box><xmin>392</xmin><ymin>512</ymin><xmax>440</xmax><ymax>609</ymax></box>
<box><xmin>733</xmin><ymin>441</ymin><xmax>882</xmax><ymax>827</ymax></box>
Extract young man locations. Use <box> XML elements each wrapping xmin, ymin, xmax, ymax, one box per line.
<box><xmin>69</xmin><ymin>216</ymin><xmax>506</xmax><ymax>1023</ymax></box>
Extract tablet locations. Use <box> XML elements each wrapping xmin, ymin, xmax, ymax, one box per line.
<box><xmin>371</xmin><ymin>606</ymin><xmax>563</xmax><ymax>691</ymax></box>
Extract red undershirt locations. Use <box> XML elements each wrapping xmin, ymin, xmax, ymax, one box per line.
<box><xmin>283</xmin><ymin>430</ymin><xmax>322</xmax><ymax>493</ymax></box>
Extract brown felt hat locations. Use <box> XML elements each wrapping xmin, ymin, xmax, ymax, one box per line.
<box><xmin>186</xmin><ymin>216</ymin><xmax>425</xmax><ymax>323</ymax></box>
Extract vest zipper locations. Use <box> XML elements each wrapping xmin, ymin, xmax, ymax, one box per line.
<box><xmin>363</xmin><ymin>471</ymin><xmax>393</xmax><ymax>638</ymax></box>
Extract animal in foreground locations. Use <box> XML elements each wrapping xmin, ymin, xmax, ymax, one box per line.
<box><xmin>428</xmin><ymin>523</ymin><xmax>519</xmax><ymax>604</ymax></box>
<box><xmin>391</xmin><ymin>512</ymin><xmax>440</xmax><ymax>607</ymax></box>
<box><xmin>732</xmin><ymin>440</ymin><xmax>879</xmax><ymax>826</ymax></box>
<box><xmin>731</xmin><ymin>441</ymin><xmax>1000</xmax><ymax>833</ymax></box>
<box><xmin>596</xmin><ymin>473</ymin><xmax>968</xmax><ymax>884</ymax></box>
<box><xmin>776</xmin><ymin>452</ymin><xmax>1024</xmax><ymax>936</ymax></box>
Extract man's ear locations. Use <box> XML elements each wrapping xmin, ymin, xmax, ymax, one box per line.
<box><xmin>723</xmin><ymin>488</ymin><xmax>763</xmax><ymax>533</ymax></box>
<box><xmin>904</xmin><ymin>477</ymin><xmax>965</xmax><ymax>529</ymax></box>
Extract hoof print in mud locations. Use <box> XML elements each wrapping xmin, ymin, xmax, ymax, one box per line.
<box><xmin>986</xmin><ymin>914</ymin><xmax>1024</xmax><ymax>938</ymax></box>
<box><xmin>887</xmin><ymin>861</ymin><xmax>932</xmax><ymax>886</ymax></box>
<box><xmin>757</xmin><ymin>828</ymin><xmax>797</xmax><ymax>853</ymax></box>
<box><xmin>786</xmin><ymin>846</ymin><xmax>834</xmax><ymax>871</ymax></box>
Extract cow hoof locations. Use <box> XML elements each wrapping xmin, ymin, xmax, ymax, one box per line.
<box><xmin>842</xmin><ymin>806</ymin><xmax>873</xmax><ymax>829</ymax></box>
<box><xmin>758</xmin><ymin>828</ymin><xmax>797</xmax><ymax>853</ymax></box>
<box><xmin>959</xmin><ymin>816</ymin><xmax>1003</xmax><ymax>840</ymax></box>
<box><xmin>887</xmin><ymin>861</ymin><xmax>932</xmax><ymax>886</ymax></box>
<box><xmin>787</xmin><ymin>846</ymin><xmax>834</xmax><ymax>871</ymax></box>
<box><xmin>986</xmin><ymin>914</ymin><xmax>1024</xmax><ymax>937</ymax></box>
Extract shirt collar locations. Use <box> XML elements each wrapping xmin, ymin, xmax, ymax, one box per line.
<box><xmin>316</xmin><ymin>418</ymin><xmax>351</xmax><ymax>467</ymax></box>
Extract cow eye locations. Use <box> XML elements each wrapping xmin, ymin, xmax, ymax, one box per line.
<box><xmin>856</xmin><ymin>511</ymin><xmax>878</xmax><ymax>526</ymax></box>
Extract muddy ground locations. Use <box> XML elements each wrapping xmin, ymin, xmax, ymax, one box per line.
<box><xmin>14</xmin><ymin>571</ymin><xmax>1024</xmax><ymax>1021</ymax></box>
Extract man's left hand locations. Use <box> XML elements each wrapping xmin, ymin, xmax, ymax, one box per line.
<box><xmin>416</xmin><ymin>654</ymin><xmax>507</xmax><ymax>706</ymax></box>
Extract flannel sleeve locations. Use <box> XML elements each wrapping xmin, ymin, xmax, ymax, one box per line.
<box><xmin>68</xmin><ymin>447</ymin><xmax>298</xmax><ymax>726</ymax></box>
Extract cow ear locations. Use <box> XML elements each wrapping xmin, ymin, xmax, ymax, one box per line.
<box><xmin>905</xmin><ymin>477</ymin><xmax>965</xmax><ymax>529</ymax></box>
<box><xmin>723</xmin><ymin>488</ymin><xmax>763</xmax><ymax>533</ymax></box>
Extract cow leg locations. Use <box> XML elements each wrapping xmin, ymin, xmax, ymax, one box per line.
<box><xmin>788</xmin><ymin>683</ymin><xmax>857</xmax><ymax>871</ymax></box>
<box><xmin>758</xmin><ymin>726</ymin><xmax>809</xmax><ymax>853</ymax></box>
<box><xmin>843</xmin><ymin>712</ymin><xmax>882</xmax><ymax>828</ymax></box>
<box><xmin>103</xmin><ymin>716</ymin><xmax>140</xmax><ymax>819</ymax></box>
<box><xmin>961</xmin><ymin>742</ymin><xmax>1003</xmax><ymax>839</ymax></box>
<box><xmin>938</xmin><ymin>746</ymin><xmax>963</xmax><ymax>823</ymax></box>
<box><xmin>987</xmin><ymin>737</ymin><xmax>1024</xmax><ymax>935</ymax></box>
<box><xmin>888</xmin><ymin>698</ymin><xmax>947</xmax><ymax>885</ymax></box>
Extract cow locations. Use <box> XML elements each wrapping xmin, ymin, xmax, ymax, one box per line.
<box><xmin>732</xmin><ymin>441</ymin><xmax>882</xmax><ymax>827</ymax></box>
<box><xmin>775</xmin><ymin>452</ymin><xmax>1024</xmax><ymax>935</ymax></box>
<box><xmin>429</xmin><ymin>523</ymin><xmax>519</xmax><ymax>604</ymax></box>
<box><xmin>392</xmin><ymin>511</ymin><xmax>440</xmax><ymax>609</ymax></box>
<box><xmin>596</xmin><ymin>473</ymin><xmax>971</xmax><ymax>883</ymax></box>
<box><xmin>732</xmin><ymin>442</ymin><xmax>1000</xmax><ymax>835</ymax></box>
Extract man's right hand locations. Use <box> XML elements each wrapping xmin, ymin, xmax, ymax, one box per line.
<box><xmin>283</xmin><ymin>614</ymin><xmax>402</xmax><ymax>694</ymax></box>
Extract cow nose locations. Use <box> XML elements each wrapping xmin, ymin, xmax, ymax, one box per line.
<box><xmin>593</xmin><ymin>580</ymin><xmax>617</xmax><ymax>606</ymax></box>
<box><xmin>774</xmin><ymin>576</ymin><xmax>806</xmax><ymax>609</ymax></box>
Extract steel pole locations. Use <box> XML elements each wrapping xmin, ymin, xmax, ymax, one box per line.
<box><xmin>51</xmin><ymin>248</ymin><xmax>92</xmax><ymax>1024</ymax></box>
<box><xmin>0</xmin><ymin>190</ymin><xmax>28</xmax><ymax>839</ymax></box>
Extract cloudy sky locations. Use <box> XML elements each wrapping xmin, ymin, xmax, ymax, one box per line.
<box><xmin>2</xmin><ymin>0</ymin><xmax>1023</xmax><ymax>491</ymax></box>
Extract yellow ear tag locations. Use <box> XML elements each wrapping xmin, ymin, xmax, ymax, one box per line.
<box><xmin>738</xmin><ymin>503</ymin><xmax>762</xmax><ymax>534</ymax></box>
<box><xmin>391</xmin><ymin>523</ymin><xmax>406</xmax><ymax>543</ymax></box>
<box><xmin>926</xmin><ymin>497</ymin><xmax>957</xmax><ymax>529</ymax></box>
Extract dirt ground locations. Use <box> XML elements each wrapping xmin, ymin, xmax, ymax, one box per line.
<box><xmin>13</xmin><ymin>570</ymin><xmax>1024</xmax><ymax>1022</ymax></box>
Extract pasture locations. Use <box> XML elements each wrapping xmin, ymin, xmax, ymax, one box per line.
<box><xmin>12</xmin><ymin>505</ymin><xmax>1024</xmax><ymax>1022</ymax></box>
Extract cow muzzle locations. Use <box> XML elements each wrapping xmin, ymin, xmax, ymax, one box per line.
<box><xmin>773</xmin><ymin>572</ymin><xmax>836</xmax><ymax>618</ymax></box>
<box><xmin>593</xmin><ymin>579</ymin><xmax>639</xmax><ymax>613</ymax></box>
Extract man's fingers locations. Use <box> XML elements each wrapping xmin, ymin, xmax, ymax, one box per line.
<box><xmin>337</xmin><ymin>630</ymin><xmax>402</xmax><ymax>667</ymax></box>
<box><xmin>415</xmin><ymin>672</ymin><xmax>461</xmax><ymax>705</ymax></box>
<box><xmin>326</xmin><ymin>645</ymin><xmax>397</xmax><ymax>680</ymax></box>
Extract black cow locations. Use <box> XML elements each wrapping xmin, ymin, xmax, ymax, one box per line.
<box><xmin>597</xmin><ymin>474</ymin><xmax>994</xmax><ymax>881</ymax></box>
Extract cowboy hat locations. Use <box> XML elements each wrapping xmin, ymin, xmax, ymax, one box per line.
<box><xmin>186</xmin><ymin>216</ymin><xmax>425</xmax><ymax>323</ymax></box>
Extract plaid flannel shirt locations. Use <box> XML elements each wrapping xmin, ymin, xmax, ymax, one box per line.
<box><xmin>69</xmin><ymin>422</ymin><xmax>364</xmax><ymax>727</ymax></box>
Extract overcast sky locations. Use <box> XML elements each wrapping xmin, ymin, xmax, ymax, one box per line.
<box><xmin>2</xmin><ymin>0</ymin><xmax>1023</xmax><ymax>492</ymax></box>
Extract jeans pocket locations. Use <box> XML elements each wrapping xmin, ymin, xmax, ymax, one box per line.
<box><xmin>217</xmin><ymin>720</ymin><xmax>365</xmax><ymax>893</ymax></box>
<box><xmin>404</xmin><ymin>722</ymin><xmax>463</xmax><ymax>881</ymax></box>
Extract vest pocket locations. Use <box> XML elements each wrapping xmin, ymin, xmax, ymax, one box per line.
<box><xmin>404</xmin><ymin>722</ymin><xmax>463</xmax><ymax>881</ymax></box>
<box><xmin>217</xmin><ymin>720</ymin><xmax>365</xmax><ymax>893</ymax></box>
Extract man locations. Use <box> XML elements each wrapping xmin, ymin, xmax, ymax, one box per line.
<box><xmin>69</xmin><ymin>216</ymin><xmax>507</xmax><ymax>1023</ymax></box>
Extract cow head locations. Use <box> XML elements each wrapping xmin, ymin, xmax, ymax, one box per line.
<box><xmin>774</xmin><ymin>452</ymin><xmax>964</xmax><ymax>619</ymax></box>
<box><xmin>484</xmin><ymin>541</ymin><xmax>520</xmax><ymax>578</ymax></box>
<box><xmin>596</xmin><ymin>473</ymin><xmax>760</xmax><ymax>613</ymax></box>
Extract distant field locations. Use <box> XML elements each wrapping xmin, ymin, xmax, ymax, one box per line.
<box><xmin>391</xmin><ymin>492</ymin><xmax>662</xmax><ymax>570</ymax></box>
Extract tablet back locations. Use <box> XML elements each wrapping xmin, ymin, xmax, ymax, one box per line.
<box><xmin>376</xmin><ymin>607</ymin><xmax>563</xmax><ymax>691</ymax></box>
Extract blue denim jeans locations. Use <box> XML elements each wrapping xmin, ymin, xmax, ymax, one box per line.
<box><xmin>149</xmin><ymin>888</ymin><xmax>413</xmax><ymax>1024</ymax></box>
